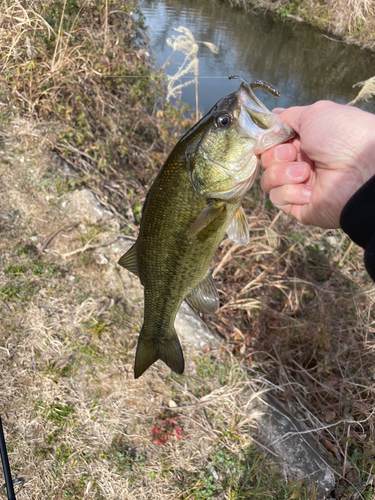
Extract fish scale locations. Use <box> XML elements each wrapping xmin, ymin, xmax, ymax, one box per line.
<box><xmin>119</xmin><ymin>80</ymin><xmax>295</xmax><ymax>378</ymax></box>
<box><xmin>139</xmin><ymin>154</ymin><xmax>236</xmax><ymax>330</ymax></box>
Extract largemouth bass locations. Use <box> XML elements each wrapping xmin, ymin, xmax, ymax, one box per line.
<box><xmin>119</xmin><ymin>80</ymin><xmax>294</xmax><ymax>378</ymax></box>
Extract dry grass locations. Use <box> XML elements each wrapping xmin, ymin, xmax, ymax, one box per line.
<box><xmin>348</xmin><ymin>76</ymin><xmax>375</xmax><ymax>105</ymax></box>
<box><xmin>165</xmin><ymin>26</ymin><xmax>218</xmax><ymax>122</ymax></box>
<box><xmin>0</xmin><ymin>0</ymin><xmax>190</xmax><ymax>212</ymax></box>
<box><xmin>1</xmin><ymin>1</ymin><xmax>375</xmax><ymax>498</ymax></box>
<box><xmin>208</xmin><ymin>187</ymin><xmax>375</xmax><ymax>498</ymax></box>
<box><xmin>0</xmin><ymin>120</ymin><xmax>316</xmax><ymax>499</ymax></box>
<box><xmin>1</xmin><ymin>115</ymin><xmax>374</xmax><ymax>498</ymax></box>
<box><xmin>225</xmin><ymin>0</ymin><xmax>375</xmax><ymax>49</ymax></box>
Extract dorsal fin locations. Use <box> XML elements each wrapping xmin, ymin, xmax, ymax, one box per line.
<box><xmin>185</xmin><ymin>272</ymin><xmax>219</xmax><ymax>314</ymax></box>
<box><xmin>118</xmin><ymin>242</ymin><xmax>139</xmax><ymax>277</ymax></box>
<box><xmin>226</xmin><ymin>206</ymin><xmax>249</xmax><ymax>246</ymax></box>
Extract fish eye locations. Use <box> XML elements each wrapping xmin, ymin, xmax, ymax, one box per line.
<box><xmin>216</xmin><ymin>114</ymin><xmax>231</xmax><ymax>128</ymax></box>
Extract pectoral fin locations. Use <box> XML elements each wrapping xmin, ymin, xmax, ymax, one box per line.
<box><xmin>188</xmin><ymin>200</ymin><xmax>225</xmax><ymax>239</ymax></box>
<box><xmin>118</xmin><ymin>242</ymin><xmax>139</xmax><ymax>277</ymax></box>
<box><xmin>226</xmin><ymin>207</ymin><xmax>249</xmax><ymax>246</ymax></box>
<box><xmin>185</xmin><ymin>272</ymin><xmax>219</xmax><ymax>314</ymax></box>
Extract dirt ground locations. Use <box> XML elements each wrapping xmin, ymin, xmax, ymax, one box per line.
<box><xmin>0</xmin><ymin>118</ymin><xmax>289</xmax><ymax>500</ymax></box>
<box><xmin>1</xmin><ymin>118</ymin><xmax>375</xmax><ymax>499</ymax></box>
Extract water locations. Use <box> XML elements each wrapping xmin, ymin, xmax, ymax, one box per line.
<box><xmin>140</xmin><ymin>0</ymin><xmax>375</xmax><ymax>115</ymax></box>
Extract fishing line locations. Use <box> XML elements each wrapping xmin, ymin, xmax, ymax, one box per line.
<box><xmin>98</xmin><ymin>75</ymin><xmax>242</xmax><ymax>79</ymax></box>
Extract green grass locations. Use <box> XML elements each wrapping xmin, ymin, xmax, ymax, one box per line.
<box><xmin>40</xmin><ymin>402</ymin><xmax>76</xmax><ymax>424</ymax></box>
<box><xmin>173</xmin><ymin>443</ymin><xmax>317</xmax><ymax>499</ymax></box>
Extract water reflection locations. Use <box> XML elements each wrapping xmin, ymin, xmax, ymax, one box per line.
<box><xmin>140</xmin><ymin>0</ymin><xmax>375</xmax><ymax>114</ymax></box>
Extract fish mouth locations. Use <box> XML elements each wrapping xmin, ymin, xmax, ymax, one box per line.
<box><xmin>236</xmin><ymin>81</ymin><xmax>295</xmax><ymax>155</ymax></box>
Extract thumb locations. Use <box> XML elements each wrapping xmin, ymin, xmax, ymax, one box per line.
<box><xmin>272</xmin><ymin>107</ymin><xmax>285</xmax><ymax>115</ymax></box>
<box><xmin>273</xmin><ymin>106</ymin><xmax>309</xmax><ymax>135</ymax></box>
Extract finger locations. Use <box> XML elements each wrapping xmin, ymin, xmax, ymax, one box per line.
<box><xmin>272</xmin><ymin>107</ymin><xmax>285</xmax><ymax>115</ymax></box>
<box><xmin>261</xmin><ymin>143</ymin><xmax>298</xmax><ymax>169</ymax></box>
<box><xmin>275</xmin><ymin>106</ymin><xmax>309</xmax><ymax>134</ymax></box>
<box><xmin>288</xmin><ymin>137</ymin><xmax>314</xmax><ymax>168</ymax></box>
<box><xmin>278</xmin><ymin>203</ymin><xmax>305</xmax><ymax>223</ymax></box>
<box><xmin>269</xmin><ymin>183</ymin><xmax>312</xmax><ymax>208</ymax></box>
<box><xmin>261</xmin><ymin>162</ymin><xmax>311</xmax><ymax>192</ymax></box>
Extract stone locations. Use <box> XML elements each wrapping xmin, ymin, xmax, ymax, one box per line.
<box><xmin>247</xmin><ymin>391</ymin><xmax>336</xmax><ymax>499</ymax></box>
<box><xmin>175</xmin><ymin>301</ymin><xmax>221</xmax><ymax>350</ymax></box>
<box><xmin>69</xmin><ymin>188</ymin><xmax>114</xmax><ymax>223</ymax></box>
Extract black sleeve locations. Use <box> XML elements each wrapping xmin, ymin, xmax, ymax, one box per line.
<box><xmin>340</xmin><ymin>174</ymin><xmax>375</xmax><ymax>281</ymax></box>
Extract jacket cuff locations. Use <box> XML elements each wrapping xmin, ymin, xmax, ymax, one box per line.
<box><xmin>340</xmin><ymin>174</ymin><xmax>375</xmax><ymax>281</ymax></box>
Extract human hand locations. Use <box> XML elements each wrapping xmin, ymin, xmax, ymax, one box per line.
<box><xmin>260</xmin><ymin>101</ymin><xmax>375</xmax><ymax>228</ymax></box>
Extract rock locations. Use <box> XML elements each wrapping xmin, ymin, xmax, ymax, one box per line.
<box><xmin>69</xmin><ymin>189</ymin><xmax>114</xmax><ymax>223</ymax></box>
<box><xmin>247</xmin><ymin>391</ymin><xmax>335</xmax><ymax>499</ymax></box>
<box><xmin>110</xmin><ymin>237</ymin><xmax>135</xmax><ymax>257</ymax></box>
<box><xmin>175</xmin><ymin>301</ymin><xmax>221</xmax><ymax>350</ymax></box>
<box><xmin>51</xmin><ymin>153</ymin><xmax>78</xmax><ymax>179</ymax></box>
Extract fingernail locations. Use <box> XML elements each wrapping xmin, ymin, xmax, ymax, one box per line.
<box><xmin>303</xmin><ymin>186</ymin><xmax>312</xmax><ymax>200</ymax></box>
<box><xmin>286</xmin><ymin>163</ymin><xmax>307</xmax><ymax>179</ymax></box>
<box><xmin>275</xmin><ymin>144</ymin><xmax>292</xmax><ymax>161</ymax></box>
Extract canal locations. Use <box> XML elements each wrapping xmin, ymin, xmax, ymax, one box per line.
<box><xmin>140</xmin><ymin>0</ymin><xmax>375</xmax><ymax>115</ymax></box>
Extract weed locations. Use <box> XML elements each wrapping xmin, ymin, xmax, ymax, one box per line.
<box><xmin>3</xmin><ymin>265</ymin><xmax>27</xmax><ymax>275</ymax></box>
<box><xmin>86</xmin><ymin>318</ymin><xmax>108</xmax><ymax>337</ymax></box>
<box><xmin>177</xmin><ymin>444</ymin><xmax>317</xmax><ymax>499</ymax></box>
<box><xmin>165</xmin><ymin>26</ymin><xmax>218</xmax><ymax>121</ymax></box>
<box><xmin>41</xmin><ymin>402</ymin><xmax>76</xmax><ymax>425</ymax></box>
<box><xmin>107</xmin><ymin>435</ymin><xmax>147</xmax><ymax>479</ymax></box>
<box><xmin>62</xmin><ymin>478</ymin><xmax>87</xmax><ymax>499</ymax></box>
<box><xmin>15</xmin><ymin>243</ymin><xmax>38</xmax><ymax>256</ymax></box>
<box><xmin>56</xmin><ymin>444</ymin><xmax>74</xmax><ymax>464</ymax></box>
<box><xmin>0</xmin><ymin>281</ymin><xmax>38</xmax><ymax>301</ymax></box>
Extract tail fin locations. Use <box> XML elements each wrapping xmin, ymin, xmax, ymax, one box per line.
<box><xmin>134</xmin><ymin>326</ymin><xmax>185</xmax><ymax>379</ymax></box>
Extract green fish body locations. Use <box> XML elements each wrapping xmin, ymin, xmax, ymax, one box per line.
<box><xmin>119</xmin><ymin>81</ymin><xmax>294</xmax><ymax>378</ymax></box>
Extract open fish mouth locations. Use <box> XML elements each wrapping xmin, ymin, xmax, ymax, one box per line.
<box><xmin>236</xmin><ymin>81</ymin><xmax>295</xmax><ymax>154</ymax></box>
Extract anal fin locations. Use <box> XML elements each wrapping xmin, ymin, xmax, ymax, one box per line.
<box><xmin>118</xmin><ymin>242</ymin><xmax>139</xmax><ymax>277</ymax></box>
<box><xmin>185</xmin><ymin>272</ymin><xmax>219</xmax><ymax>314</ymax></box>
